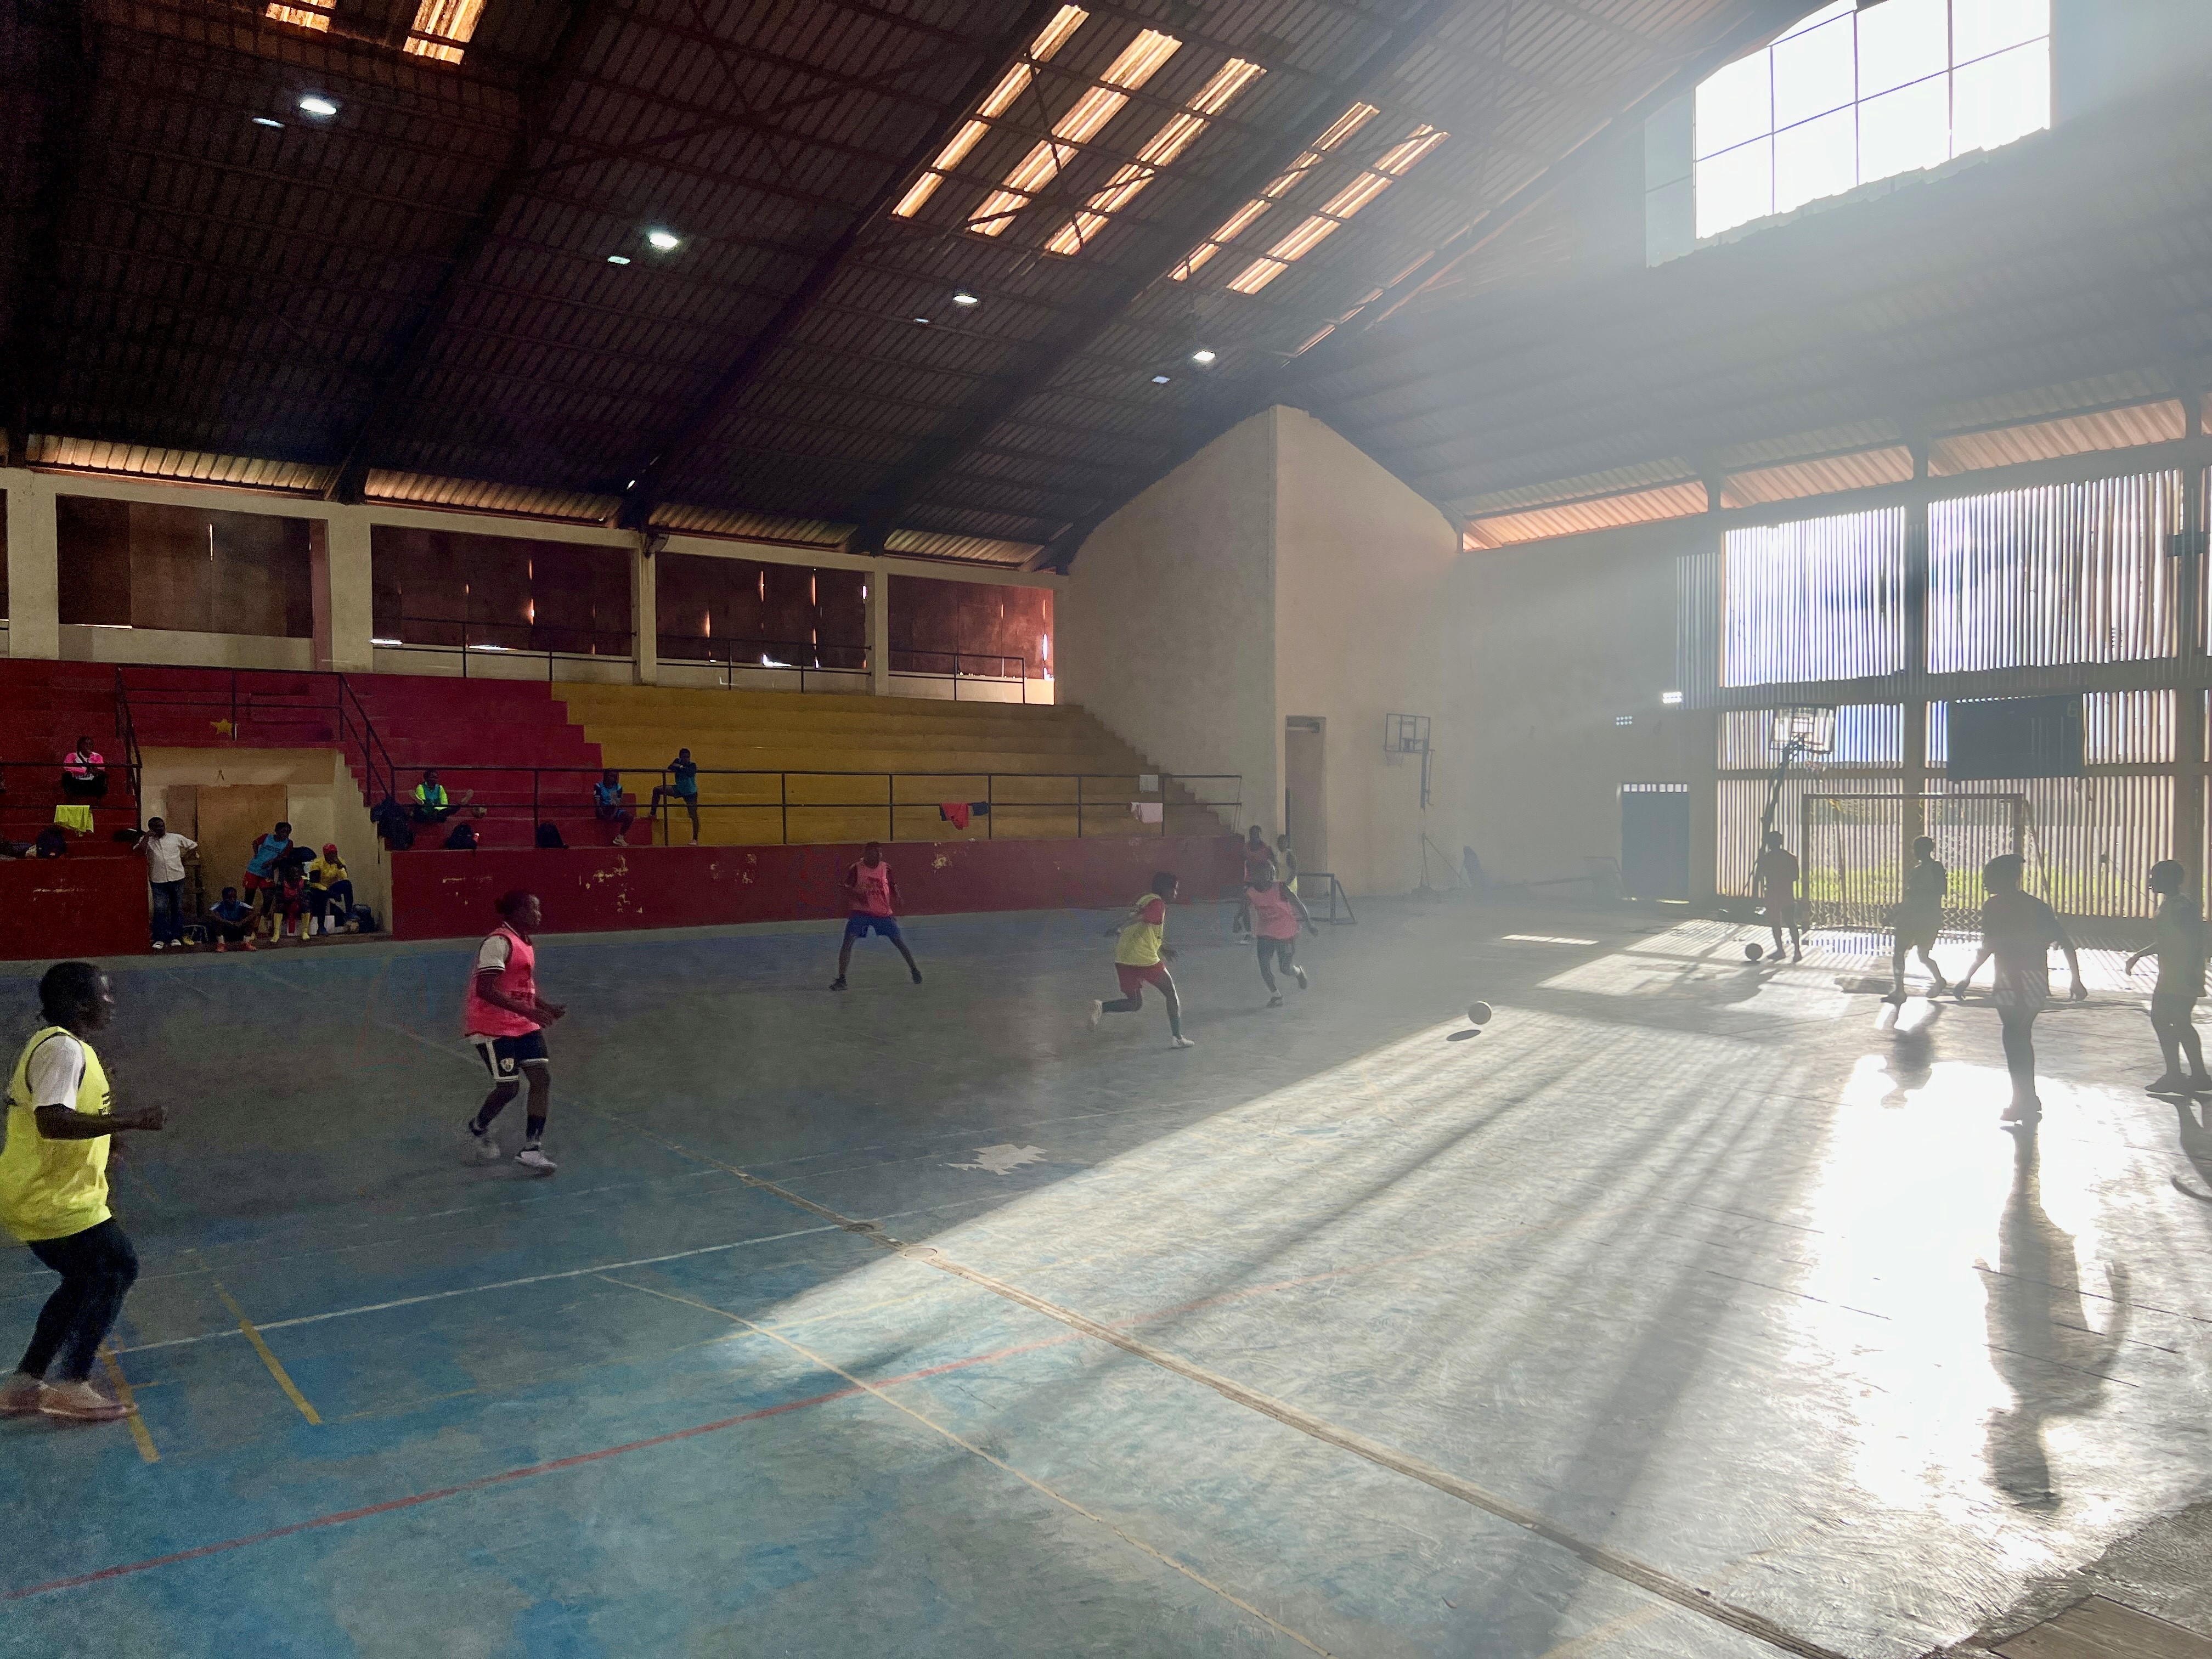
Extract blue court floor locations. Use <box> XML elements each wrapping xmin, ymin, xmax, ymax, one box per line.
<box><xmin>2</xmin><ymin>901</ymin><xmax>2209</xmax><ymax>1658</ymax></box>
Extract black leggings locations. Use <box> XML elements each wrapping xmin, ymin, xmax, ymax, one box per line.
<box><xmin>18</xmin><ymin>1219</ymin><xmax>139</xmax><ymax>1384</ymax></box>
<box><xmin>1257</xmin><ymin>936</ymin><xmax>1297</xmax><ymax>992</ymax></box>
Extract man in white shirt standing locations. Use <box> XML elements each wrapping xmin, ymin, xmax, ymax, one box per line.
<box><xmin>133</xmin><ymin>817</ymin><xmax>198</xmax><ymax>952</ymax></box>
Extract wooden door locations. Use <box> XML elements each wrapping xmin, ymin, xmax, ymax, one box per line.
<box><xmin>195</xmin><ymin>786</ymin><xmax>289</xmax><ymax>907</ymax></box>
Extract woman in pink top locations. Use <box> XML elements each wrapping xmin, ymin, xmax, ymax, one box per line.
<box><xmin>59</xmin><ymin>737</ymin><xmax>108</xmax><ymax>802</ymax></box>
<box><xmin>461</xmin><ymin>890</ymin><xmax>566</xmax><ymax>1173</ymax></box>
<box><xmin>1248</xmin><ymin>876</ymin><xmax>1317</xmax><ymax>1006</ymax></box>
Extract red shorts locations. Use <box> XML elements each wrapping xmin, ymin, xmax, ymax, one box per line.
<box><xmin>1116</xmin><ymin>962</ymin><xmax>1172</xmax><ymax>996</ymax></box>
<box><xmin>242</xmin><ymin>872</ymin><xmax>274</xmax><ymax>893</ymax></box>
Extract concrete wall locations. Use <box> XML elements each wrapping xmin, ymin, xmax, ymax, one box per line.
<box><xmin>1061</xmin><ymin>407</ymin><xmax>1463</xmax><ymax>896</ymax></box>
<box><xmin>139</xmin><ymin>747</ymin><xmax>390</xmax><ymax>926</ymax></box>
<box><xmin>1272</xmin><ymin>408</ymin><xmax>1459</xmax><ymax>896</ymax></box>
<box><xmin>1058</xmin><ymin>410</ymin><xmax>1279</xmax><ymax>844</ymax></box>
<box><xmin>390</xmin><ymin>833</ymin><xmax>1243</xmax><ymax>941</ymax></box>
<box><xmin>1434</xmin><ymin>517</ymin><xmax>1712</xmax><ymax>890</ymax></box>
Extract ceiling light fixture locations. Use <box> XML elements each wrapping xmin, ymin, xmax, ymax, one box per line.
<box><xmin>646</xmin><ymin>228</ymin><xmax>682</xmax><ymax>251</ymax></box>
<box><xmin>297</xmin><ymin>92</ymin><xmax>339</xmax><ymax>117</ymax></box>
<box><xmin>251</xmin><ymin>116</ymin><xmax>284</xmax><ymax>128</ymax></box>
<box><xmin>1190</xmin><ymin>347</ymin><xmax>1216</xmax><ymax>365</ymax></box>
<box><xmin>1150</xmin><ymin>374</ymin><xmax>1172</xmax><ymax>384</ymax></box>
<box><xmin>970</xmin><ymin>29</ymin><xmax>1183</xmax><ymax>237</ymax></box>
<box><xmin>607</xmin><ymin>254</ymin><xmax>631</xmax><ymax>264</ymax></box>
<box><xmin>952</xmin><ymin>290</ymin><xmax>980</xmax><ymax>306</ymax></box>
<box><xmin>1045</xmin><ymin>57</ymin><xmax>1263</xmax><ymax>256</ymax></box>
<box><xmin>913</xmin><ymin>316</ymin><xmax>932</xmax><ymax>324</ymax></box>
<box><xmin>1174</xmin><ymin>103</ymin><xmax>1379</xmax><ymax>280</ymax></box>
<box><xmin>896</xmin><ymin>5</ymin><xmax>1090</xmax><ymax>219</ymax></box>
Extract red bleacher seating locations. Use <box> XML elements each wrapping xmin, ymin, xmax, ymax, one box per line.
<box><xmin>0</xmin><ymin>663</ymin><xmax>617</xmax><ymax>852</ymax></box>
<box><xmin>0</xmin><ymin>661</ymin><xmax>141</xmax><ymax>852</ymax></box>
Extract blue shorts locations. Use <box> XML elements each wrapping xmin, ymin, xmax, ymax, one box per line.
<box><xmin>844</xmin><ymin>913</ymin><xmax>903</xmax><ymax>941</ymax></box>
<box><xmin>470</xmin><ymin>1030</ymin><xmax>549</xmax><ymax>1081</ymax></box>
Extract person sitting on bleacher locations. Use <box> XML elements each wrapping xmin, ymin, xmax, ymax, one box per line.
<box><xmin>308</xmin><ymin>843</ymin><xmax>354</xmax><ymax>934</ymax></box>
<box><xmin>411</xmin><ymin>770</ymin><xmax>453</xmax><ymax>825</ymax></box>
<box><xmin>59</xmin><ymin>739</ymin><xmax>108</xmax><ymax>802</ymax></box>
<box><xmin>593</xmin><ymin>770</ymin><xmax>635</xmax><ymax>846</ymax></box>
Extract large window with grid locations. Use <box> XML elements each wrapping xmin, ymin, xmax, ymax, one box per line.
<box><xmin>1694</xmin><ymin>0</ymin><xmax>2050</xmax><ymax>241</ymax></box>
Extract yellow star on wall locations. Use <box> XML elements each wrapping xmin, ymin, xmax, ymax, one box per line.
<box><xmin>211</xmin><ymin>718</ymin><xmax>236</xmax><ymax>738</ymax></box>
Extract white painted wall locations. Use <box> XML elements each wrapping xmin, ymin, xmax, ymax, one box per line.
<box><xmin>1432</xmin><ymin>517</ymin><xmax>1711</xmax><ymax>890</ymax></box>
<box><xmin>1272</xmin><ymin>407</ymin><xmax>1459</xmax><ymax>896</ymax></box>
<box><xmin>1058</xmin><ymin>410</ymin><xmax>1279</xmax><ymax>845</ymax></box>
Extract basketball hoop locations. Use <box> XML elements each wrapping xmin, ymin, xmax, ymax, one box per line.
<box><xmin>1384</xmin><ymin>714</ymin><xmax>1432</xmax><ymax>809</ymax></box>
<box><xmin>1770</xmin><ymin>706</ymin><xmax>1836</xmax><ymax>755</ymax></box>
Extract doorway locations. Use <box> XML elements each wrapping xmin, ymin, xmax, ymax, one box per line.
<box><xmin>1620</xmin><ymin>783</ymin><xmax>1690</xmax><ymax>900</ymax></box>
<box><xmin>1284</xmin><ymin>716</ymin><xmax>1326</xmax><ymax>877</ymax></box>
<box><xmin>195</xmin><ymin>785</ymin><xmax>290</xmax><ymax>911</ymax></box>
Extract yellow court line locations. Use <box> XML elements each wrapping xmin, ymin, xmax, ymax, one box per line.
<box><xmin>208</xmin><ymin>1278</ymin><xmax>322</xmax><ymax>1426</ymax></box>
<box><xmin>95</xmin><ymin>1347</ymin><xmax>160</xmax><ymax>1463</ymax></box>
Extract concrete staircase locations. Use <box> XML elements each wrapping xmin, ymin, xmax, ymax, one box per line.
<box><xmin>554</xmin><ymin>684</ymin><xmax>1233</xmax><ymax>845</ymax></box>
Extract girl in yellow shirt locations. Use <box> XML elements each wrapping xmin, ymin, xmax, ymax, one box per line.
<box><xmin>0</xmin><ymin>962</ymin><xmax>166</xmax><ymax>1423</ymax></box>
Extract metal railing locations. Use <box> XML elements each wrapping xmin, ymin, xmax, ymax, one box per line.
<box><xmin>112</xmin><ymin>668</ymin><xmax>143</xmax><ymax>805</ymax></box>
<box><xmin>888</xmin><ymin>650</ymin><xmax>1034</xmax><ymax>703</ymax></box>
<box><xmin>101</xmin><ymin>667</ymin><xmax>399</xmax><ymax>819</ymax></box>
<box><xmin>373</xmin><ymin>764</ymin><xmax>1240</xmax><ymax>848</ymax></box>
<box><xmin>658</xmin><ymin>636</ymin><xmax>870</xmax><ymax>695</ymax></box>
<box><xmin>1</xmin><ymin>759</ymin><xmax>133</xmax><ymax>844</ymax></box>
<box><xmin>373</xmin><ymin>618</ymin><xmax>635</xmax><ymax>682</ymax></box>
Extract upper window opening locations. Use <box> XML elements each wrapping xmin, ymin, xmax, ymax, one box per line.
<box><xmin>1694</xmin><ymin>0</ymin><xmax>2050</xmax><ymax>241</ymax></box>
<box><xmin>970</xmin><ymin>28</ymin><xmax>1184</xmax><ymax>237</ymax></box>
<box><xmin>895</xmin><ymin>6</ymin><xmax>1090</xmax><ymax>220</ymax></box>
<box><xmin>1223</xmin><ymin>122</ymin><xmax>1446</xmax><ymax>294</ymax></box>
<box><xmin>404</xmin><ymin>0</ymin><xmax>489</xmax><ymax>62</ymax></box>
<box><xmin>1043</xmin><ymin>56</ymin><xmax>1263</xmax><ymax>256</ymax></box>
<box><xmin>1174</xmin><ymin>103</ymin><xmax>1378</xmax><ymax>280</ymax></box>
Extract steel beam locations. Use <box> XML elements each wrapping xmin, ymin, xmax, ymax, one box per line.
<box><xmin>613</xmin><ymin>0</ymin><xmax>1077</xmax><ymax>528</ymax></box>
<box><xmin>320</xmin><ymin>0</ymin><xmax>624</xmax><ymax>503</ymax></box>
<box><xmin>837</xmin><ymin>0</ymin><xmax>1472</xmax><ymax>555</ymax></box>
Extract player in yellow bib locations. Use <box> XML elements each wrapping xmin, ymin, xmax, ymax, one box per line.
<box><xmin>1087</xmin><ymin>871</ymin><xmax>1194</xmax><ymax>1049</ymax></box>
<box><xmin>0</xmin><ymin>963</ymin><xmax>167</xmax><ymax>1423</ymax></box>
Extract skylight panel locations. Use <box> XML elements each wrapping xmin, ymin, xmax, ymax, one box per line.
<box><xmin>1172</xmin><ymin>102</ymin><xmax>1378</xmax><ymax>280</ymax></box>
<box><xmin>403</xmin><ymin>0</ymin><xmax>488</xmax><ymax>60</ymax></box>
<box><xmin>894</xmin><ymin>5</ymin><xmax>1090</xmax><ymax>219</ymax></box>
<box><xmin>969</xmin><ymin>29</ymin><xmax>1183</xmax><ymax>236</ymax></box>
<box><xmin>1043</xmin><ymin>57</ymin><xmax>1263</xmax><ymax>256</ymax></box>
<box><xmin>263</xmin><ymin>0</ymin><xmax>330</xmax><ymax>31</ymax></box>
<box><xmin>1224</xmin><ymin>123</ymin><xmax>1446</xmax><ymax>295</ymax></box>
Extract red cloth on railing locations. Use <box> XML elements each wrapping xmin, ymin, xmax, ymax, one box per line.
<box><xmin>939</xmin><ymin>802</ymin><xmax>971</xmax><ymax>830</ymax></box>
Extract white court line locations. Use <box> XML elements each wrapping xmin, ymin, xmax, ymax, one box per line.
<box><xmin>114</xmin><ymin>1222</ymin><xmax>842</xmax><ymax>1355</ymax></box>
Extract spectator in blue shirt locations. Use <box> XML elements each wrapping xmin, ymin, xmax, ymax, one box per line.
<box><xmin>592</xmin><ymin>771</ymin><xmax>634</xmax><ymax>846</ymax></box>
<box><xmin>208</xmin><ymin>887</ymin><xmax>256</xmax><ymax>952</ymax></box>
<box><xmin>650</xmin><ymin>748</ymin><xmax>701</xmax><ymax>844</ymax></box>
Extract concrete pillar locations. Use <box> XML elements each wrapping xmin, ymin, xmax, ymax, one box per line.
<box><xmin>2176</xmin><ymin>395</ymin><xmax>2208</xmax><ymax>891</ymax></box>
<box><xmin>312</xmin><ymin>507</ymin><xmax>376</xmax><ymax>674</ymax></box>
<box><xmin>868</xmin><ymin>556</ymin><xmax>890</xmax><ymax>697</ymax></box>
<box><xmin>4</xmin><ymin>469</ymin><xmax>60</xmax><ymax>658</ymax></box>
<box><xmin>630</xmin><ymin>540</ymin><xmax>657</xmax><ymax>685</ymax></box>
<box><xmin>1902</xmin><ymin>440</ymin><xmax>1932</xmax><ymax>847</ymax></box>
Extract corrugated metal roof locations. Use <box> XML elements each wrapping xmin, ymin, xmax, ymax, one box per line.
<box><xmin>1929</xmin><ymin>401</ymin><xmax>2188</xmax><ymax>476</ymax></box>
<box><xmin>1465</xmin><ymin>479</ymin><xmax>1706</xmax><ymax>546</ymax></box>
<box><xmin>12</xmin><ymin>0</ymin><xmax>1776</xmax><ymax>561</ymax></box>
<box><xmin>1723</xmin><ymin>447</ymin><xmax>1915</xmax><ymax>507</ymax></box>
<box><xmin>25</xmin><ymin>435</ymin><xmax>336</xmax><ymax>493</ymax></box>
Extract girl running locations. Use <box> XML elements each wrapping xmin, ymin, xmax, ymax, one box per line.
<box><xmin>1089</xmin><ymin>872</ymin><xmax>1194</xmax><ymax>1048</ymax></box>
<box><xmin>1248</xmin><ymin>875</ymin><xmax>1317</xmax><ymax>1006</ymax></box>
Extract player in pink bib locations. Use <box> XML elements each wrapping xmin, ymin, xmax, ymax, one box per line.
<box><xmin>1246</xmin><ymin>875</ymin><xmax>1317</xmax><ymax>1006</ymax></box>
<box><xmin>831</xmin><ymin>842</ymin><xmax>923</xmax><ymax>991</ymax></box>
<box><xmin>462</xmin><ymin>890</ymin><xmax>566</xmax><ymax>1173</ymax></box>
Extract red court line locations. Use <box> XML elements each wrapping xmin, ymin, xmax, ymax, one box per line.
<box><xmin>4</xmin><ymin>1334</ymin><xmax>1068</xmax><ymax>1602</ymax></box>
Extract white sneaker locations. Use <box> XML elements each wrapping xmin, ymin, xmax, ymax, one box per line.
<box><xmin>1292</xmin><ymin>966</ymin><xmax>1308</xmax><ymax>989</ymax></box>
<box><xmin>1087</xmin><ymin>999</ymin><xmax>1104</xmax><ymax>1030</ymax></box>
<box><xmin>1171</xmin><ymin>1035</ymin><xmax>1195</xmax><ymax>1049</ymax></box>
<box><xmin>516</xmin><ymin>1146</ymin><xmax>558</xmax><ymax>1174</ymax></box>
<box><xmin>464</xmin><ymin>1121</ymin><xmax>501</xmax><ymax>1162</ymax></box>
<box><xmin>150</xmin><ymin>941</ymin><xmax>165</xmax><ymax>952</ymax></box>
